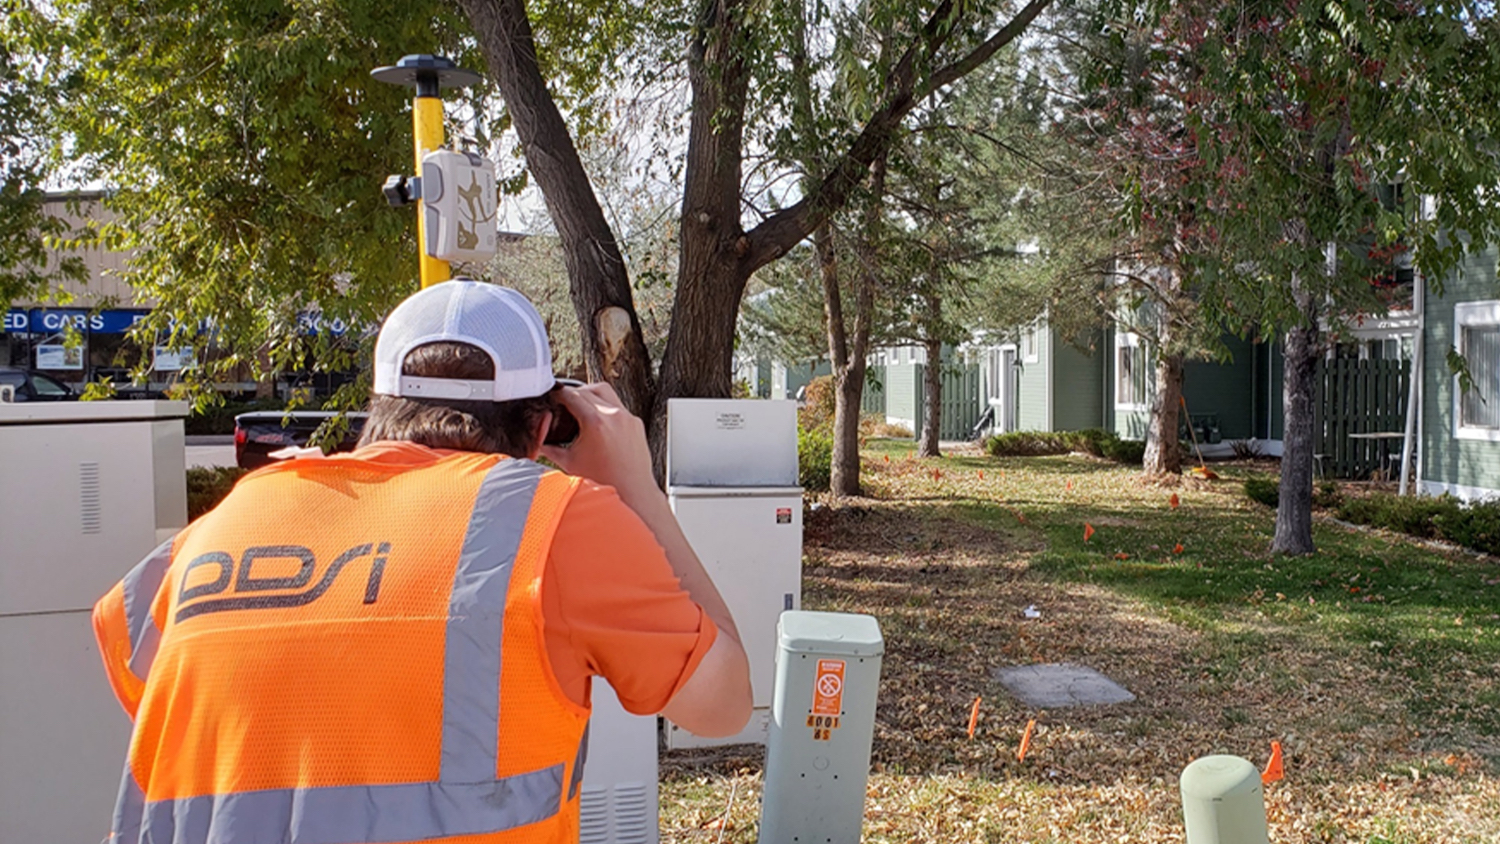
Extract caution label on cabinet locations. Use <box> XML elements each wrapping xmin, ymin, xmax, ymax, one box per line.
<box><xmin>776</xmin><ymin>507</ymin><xmax>792</xmax><ymax>524</ymax></box>
<box><xmin>812</xmin><ymin>659</ymin><xmax>845</xmax><ymax>716</ymax></box>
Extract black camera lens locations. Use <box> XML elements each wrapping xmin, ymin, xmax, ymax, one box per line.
<box><xmin>545</xmin><ymin>378</ymin><xmax>584</xmax><ymax>446</ymax></box>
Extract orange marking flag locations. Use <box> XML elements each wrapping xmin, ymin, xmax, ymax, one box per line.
<box><xmin>1017</xmin><ymin>719</ymin><xmax>1037</xmax><ymax>762</ymax></box>
<box><xmin>1169</xmin><ymin>493</ymin><xmax>1180</xmax><ymax>509</ymax></box>
<box><xmin>967</xmin><ymin>697</ymin><xmax>982</xmax><ymax>739</ymax></box>
<box><xmin>1173</xmin><ymin>543</ymin><xmax>1184</xmax><ymax>554</ymax></box>
<box><xmin>1066</xmin><ymin>480</ymin><xmax>1073</xmax><ymax>491</ymax></box>
<box><xmin>1083</xmin><ymin>523</ymin><xmax>1095</xmax><ymax>543</ymax></box>
<box><xmin>1262</xmin><ymin>740</ymin><xmax>1284</xmax><ymax>784</ymax></box>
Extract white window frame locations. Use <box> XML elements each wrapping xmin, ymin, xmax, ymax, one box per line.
<box><xmin>1454</xmin><ymin>301</ymin><xmax>1500</xmax><ymax>441</ymax></box>
<box><xmin>1114</xmin><ymin>332</ymin><xmax>1148</xmax><ymax>412</ymax></box>
<box><xmin>1021</xmin><ymin>324</ymin><xmax>1040</xmax><ymax>363</ymax></box>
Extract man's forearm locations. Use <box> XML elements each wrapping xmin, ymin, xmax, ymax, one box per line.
<box><xmin>620</xmin><ymin>488</ymin><xmax>743</xmax><ymax>646</ymax></box>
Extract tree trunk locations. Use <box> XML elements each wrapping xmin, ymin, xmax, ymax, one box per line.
<box><xmin>818</xmin><ymin>154</ymin><xmax>884</xmax><ymax>498</ymax></box>
<box><xmin>644</xmin><ymin>0</ymin><xmax>756</xmax><ymax>473</ymax></box>
<box><xmin>815</xmin><ymin>224</ymin><xmax>863</xmax><ymax>497</ymax></box>
<box><xmin>456</xmin><ymin>0</ymin><xmax>656</xmax><ymax>420</ymax></box>
<box><xmin>918</xmin><ymin>336</ymin><xmax>943</xmax><ymax>458</ymax></box>
<box><xmin>1142</xmin><ymin>265</ymin><xmax>1185</xmax><ymax>475</ymax></box>
<box><xmin>1273</xmin><ymin>287</ymin><xmax>1320</xmax><ymax>555</ymax></box>
<box><xmin>831</xmin><ymin>363</ymin><xmax>866</xmax><ymax>493</ymax></box>
<box><xmin>1142</xmin><ymin>351</ymin><xmax>1184</xmax><ymax>475</ymax></box>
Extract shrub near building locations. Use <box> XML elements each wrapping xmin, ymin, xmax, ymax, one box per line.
<box><xmin>1245</xmin><ymin>476</ymin><xmax>1500</xmax><ymax>557</ymax></box>
<box><xmin>983</xmin><ymin>429</ymin><xmax>1145</xmax><ymax>465</ymax></box>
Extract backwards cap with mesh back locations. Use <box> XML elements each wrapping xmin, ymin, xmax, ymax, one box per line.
<box><xmin>373</xmin><ymin>279</ymin><xmax>556</xmax><ymax>402</ymax></box>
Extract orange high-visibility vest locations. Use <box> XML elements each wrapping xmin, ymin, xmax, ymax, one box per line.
<box><xmin>93</xmin><ymin>452</ymin><xmax>590</xmax><ymax>844</ymax></box>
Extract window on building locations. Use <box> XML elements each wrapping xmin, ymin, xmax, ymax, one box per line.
<box><xmin>1115</xmin><ymin>334</ymin><xmax>1148</xmax><ymax>409</ymax></box>
<box><xmin>1021</xmin><ymin>325</ymin><xmax>1039</xmax><ymax>362</ymax></box>
<box><xmin>985</xmin><ymin>347</ymin><xmax>1011</xmax><ymax>404</ymax></box>
<box><xmin>1457</xmin><ymin>302</ymin><xmax>1500</xmax><ymax>438</ymax></box>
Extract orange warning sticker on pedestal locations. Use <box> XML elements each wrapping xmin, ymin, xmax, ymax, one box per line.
<box><xmin>812</xmin><ymin>659</ymin><xmax>846</xmax><ymax>716</ymax></box>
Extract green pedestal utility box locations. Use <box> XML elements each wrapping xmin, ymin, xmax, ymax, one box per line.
<box><xmin>1180</xmin><ymin>755</ymin><xmax>1270</xmax><ymax>844</ymax></box>
<box><xmin>758</xmin><ymin>611</ymin><xmax>883</xmax><ymax>844</ymax></box>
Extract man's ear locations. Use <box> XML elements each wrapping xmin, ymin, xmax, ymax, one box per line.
<box><xmin>528</xmin><ymin>410</ymin><xmax>553</xmax><ymax>461</ymax></box>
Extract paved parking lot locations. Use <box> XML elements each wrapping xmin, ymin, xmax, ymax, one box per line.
<box><xmin>185</xmin><ymin>436</ymin><xmax>235</xmax><ymax>469</ymax></box>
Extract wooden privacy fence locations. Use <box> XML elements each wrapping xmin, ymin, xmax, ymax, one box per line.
<box><xmin>1313</xmin><ymin>358</ymin><xmax>1411</xmax><ymax>479</ymax></box>
<box><xmin>915</xmin><ymin>363</ymin><xmax>983</xmax><ymax>441</ymax></box>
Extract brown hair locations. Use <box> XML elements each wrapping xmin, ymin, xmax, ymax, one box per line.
<box><xmin>359</xmin><ymin>342</ymin><xmax>552</xmax><ymax>457</ymax></box>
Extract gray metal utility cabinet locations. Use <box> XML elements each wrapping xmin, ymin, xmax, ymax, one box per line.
<box><xmin>0</xmin><ymin>400</ymin><xmax>189</xmax><ymax>844</ymax></box>
<box><xmin>759</xmin><ymin>611</ymin><xmax>884</xmax><ymax>844</ymax></box>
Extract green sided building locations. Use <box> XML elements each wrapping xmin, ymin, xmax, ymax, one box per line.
<box><xmin>1420</xmin><ymin>245</ymin><xmax>1500</xmax><ymax>500</ymax></box>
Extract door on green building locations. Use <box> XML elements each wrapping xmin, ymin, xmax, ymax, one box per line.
<box><xmin>984</xmin><ymin>346</ymin><xmax>1019</xmax><ymax>433</ymax></box>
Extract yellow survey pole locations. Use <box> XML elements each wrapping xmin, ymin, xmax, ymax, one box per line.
<box><xmin>411</xmin><ymin>95</ymin><xmax>449</xmax><ymax>288</ymax></box>
<box><xmin>371</xmin><ymin>55</ymin><xmax>482</xmax><ymax>288</ymax></box>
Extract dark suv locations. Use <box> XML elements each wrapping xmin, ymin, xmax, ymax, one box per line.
<box><xmin>233</xmin><ymin>410</ymin><xmax>367</xmax><ymax>469</ymax></box>
<box><xmin>0</xmin><ymin>367</ymin><xmax>77</xmax><ymax>402</ymax></box>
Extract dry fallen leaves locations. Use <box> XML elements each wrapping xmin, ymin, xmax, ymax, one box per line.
<box><xmin>659</xmin><ymin>448</ymin><xmax>1500</xmax><ymax>843</ymax></box>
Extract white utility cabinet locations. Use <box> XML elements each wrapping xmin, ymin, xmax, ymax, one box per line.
<box><xmin>664</xmin><ymin>399</ymin><xmax>803</xmax><ymax>749</ymax></box>
<box><xmin>0</xmin><ymin>400</ymin><xmax>189</xmax><ymax>844</ymax></box>
<box><xmin>579</xmin><ymin>680</ymin><xmax>659</xmax><ymax>844</ymax></box>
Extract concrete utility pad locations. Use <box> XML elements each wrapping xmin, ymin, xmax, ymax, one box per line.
<box><xmin>993</xmin><ymin>663</ymin><xmax>1136</xmax><ymax>708</ymax></box>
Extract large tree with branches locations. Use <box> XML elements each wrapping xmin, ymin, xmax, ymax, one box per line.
<box><xmin>1120</xmin><ymin>0</ymin><xmax>1500</xmax><ymax>553</ymax></box>
<box><xmin>456</xmin><ymin>0</ymin><xmax>1056</xmax><ymax>466</ymax></box>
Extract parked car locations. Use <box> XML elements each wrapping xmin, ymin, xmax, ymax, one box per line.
<box><xmin>233</xmin><ymin>410</ymin><xmax>366</xmax><ymax>469</ymax></box>
<box><xmin>0</xmin><ymin>366</ymin><xmax>77</xmax><ymax>402</ymax></box>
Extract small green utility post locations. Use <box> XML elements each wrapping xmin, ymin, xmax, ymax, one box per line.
<box><xmin>372</xmin><ymin>54</ymin><xmax>482</xmax><ymax>288</ymax></box>
<box><xmin>1180</xmin><ymin>755</ymin><xmax>1271</xmax><ymax>844</ymax></box>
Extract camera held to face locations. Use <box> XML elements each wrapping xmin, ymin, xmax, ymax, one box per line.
<box><xmin>544</xmin><ymin>379</ymin><xmax>583</xmax><ymax>447</ymax></box>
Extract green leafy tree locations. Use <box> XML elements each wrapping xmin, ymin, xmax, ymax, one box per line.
<box><xmin>34</xmin><ymin>0</ymin><xmax>485</xmax><ymax>408</ymax></box>
<box><xmin>28</xmin><ymin>0</ymin><xmax>1056</xmax><ymax>470</ymax></box>
<box><xmin>1050</xmin><ymin>4</ymin><xmax>1217</xmax><ymax>477</ymax></box>
<box><xmin>777</xmin><ymin>17</ymin><xmax>1083</xmax><ymax>489</ymax></box>
<box><xmin>1122</xmin><ymin>1</ymin><xmax>1500</xmax><ymax>553</ymax></box>
<box><xmin>457</xmin><ymin>0</ymin><xmax>1056</xmax><ymax>471</ymax></box>
<box><xmin>1</xmin><ymin>1</ymin><xmax>83</xmax><ymax>308</ymax></box>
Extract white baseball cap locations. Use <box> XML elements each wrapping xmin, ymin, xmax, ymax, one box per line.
<box><xmin>373</xmin><ymin>279</ymin><xmax>556</xmax><ymax>402</ymax></box>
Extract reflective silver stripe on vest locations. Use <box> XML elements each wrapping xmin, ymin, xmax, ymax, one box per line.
<box><xmin>109</xmin><ymin>764</ymin><xmax>146</xmax><ymax>844</ymax></box>
<box><xmin>123</xmin><ymin>538</ymin><xmax>174</xmax><ymax>678</ymax></box>
<box><xmin>569</xmin><ymin>721</ymin><xmax>589</xmax><ymax>801</ymax></box>
<box><xmin>108</xmin><ymin>459</ymin><xmax>567</xmax><ymax>844</ymax></box>
<box><xmin>132</xmin><ymin>765</ymin><xmax>564</xmax><ymax>844</ymax></box>
<box><xmin>442</xmin><ymin>458</ymin><xmax>545</xmax><ymax>783</ymax></box>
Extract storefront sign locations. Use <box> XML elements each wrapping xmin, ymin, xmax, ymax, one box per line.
<box><xmin>5</xmin><ymin>308</ymin><xmax>151</xmax><ymax>334</ymax></box>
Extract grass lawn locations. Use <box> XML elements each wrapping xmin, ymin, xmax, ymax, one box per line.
<box><xmin>659</xmin><ymin>440</ymin><xmax>1500</xmax><ymax>843</ymax></box>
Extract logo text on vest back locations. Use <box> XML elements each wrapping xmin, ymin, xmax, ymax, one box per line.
<box><xmin>176</xmin><ymin>542</ymin><xmax>391</xmax><ymax>622</ymax></box>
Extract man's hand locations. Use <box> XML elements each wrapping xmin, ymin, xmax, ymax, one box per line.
<box><xmin>539</xmin><ymin>382</ymin><xmax>659</xmax><ymax>509</ymax></box>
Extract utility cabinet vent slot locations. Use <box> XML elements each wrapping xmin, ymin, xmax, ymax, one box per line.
<box><xmin>578</xmin><ymin>783</ymin><xmax>654</xmax><ymax>844</ymax></box>
<box><xmin>79</xmin><ymin>462</ymin><xmax>102</xmax><ymax>534</ymax></box>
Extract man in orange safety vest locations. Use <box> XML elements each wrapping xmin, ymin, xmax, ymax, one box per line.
<box><xmin>93</xmin><ymin>280</ymin><xmax>752</xmax><ymax>843</ymax></box>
